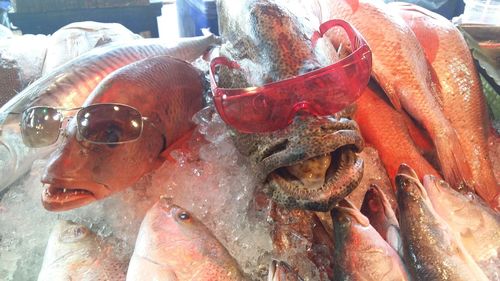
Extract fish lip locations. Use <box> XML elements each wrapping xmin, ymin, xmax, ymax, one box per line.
<box><xmin>264</xmin><ymin>145</ymin><xmax>364</xmax><ymax>211</ymax></box>
<box><xmin>40</xmin><ymin>178</ymin><xmax>110</xmax><ymax>211</ymax></box>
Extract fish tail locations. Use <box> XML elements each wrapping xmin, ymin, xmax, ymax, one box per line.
<box><xmin>432</xmin><ymin>130</ymin><xmax>473</xmax><ymax>191</ymax></box>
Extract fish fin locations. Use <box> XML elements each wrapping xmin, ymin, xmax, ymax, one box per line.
<box><xmin>159</xmin><ymin>129</ymin><xmax>197</xmax><ymax>163</ymax></box>
<box><xmin>401</xmin><ymin>111</ymin><xmax>434</xmax><ymax>155</ymax></box>
<box><xmin>372</xmin><ymin>73</ymin><xmax>403</xmax><ymax>111</ymax></box>
<box><xmin>432</xmin><ymin>132</ymin><xmax>474</xmax><ymax>192</ymax></box>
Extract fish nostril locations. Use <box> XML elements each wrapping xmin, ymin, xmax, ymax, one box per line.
<box><xmin>260</xmin><ymin>139</ymin><xmax>289</xmax><ymax>161</ymax></box>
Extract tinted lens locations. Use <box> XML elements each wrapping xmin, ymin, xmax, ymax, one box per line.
<box><xmin>20</xmin><ymin>107</ymin><xmax>62</xmax><ymax>147</ymax></box>
<box><xmin>76</xmin><ymin>104</ymin><xmax>143</xmax><ymax>144</ymax></box>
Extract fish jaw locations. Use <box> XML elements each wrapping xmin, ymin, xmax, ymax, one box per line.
<box><xmin>268</xmin><ymin>260</ymin><xmax>303</xmax><ymax>281</ymax></box>
<box><xmin>234</xmin><ymin>116</ymin><xmax>364</xmax><ymax>211</ymax></box>
<box><xmin>40</xmin><ymin>178</ymin><xmax>110</xmax><ymax>212</ymax></box>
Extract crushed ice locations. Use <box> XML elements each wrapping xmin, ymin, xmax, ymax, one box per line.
<box><xmin>0</xmin><ymin>105</ymin><xmax>273</xmax><ymax>280</ymax></box>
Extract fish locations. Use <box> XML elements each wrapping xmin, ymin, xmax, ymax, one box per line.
<box><xmin>320</xmin><ymin>0</ymin><xmax>473</xmax><ymax>190</ymax></box>
<box><xmin>37</xmin><ymin>220</ymin><xmax>127</xmax><ymax>281</ymax></box>
<box><xmin>269</xmin><ymin>202</ymin><xmax>335</xmax><ymax>280</ymax></box>
<box><xmin>41</xmin><ymin>55</ymin><xmax>204</xmax><ymax>211</ymax></box>
<box><xmin>217</xmin><ymin>0</ymin><xmax>365</xmax><ymax>211</ymax></box>
<box><xmin>126</xmin><ymin>196</ymin><xmax>245</xmax><ymax>281</ymax></box>
<box><xmin>391</xmin><ymin>1</ymin><xmax>499</xmax><ymax>212</ymax></box>
<box><xmin>331</xmin><ymin>199</ymin><xmax>410</xmax><ymax>281</ymax></box>
<box><xmin>268</xmin><ymin>260</ymin><xmax>304</xmax><ymax>281</ymax></box>
<box><xmin>395</xmin><ymin>164</ymin><xmax>489</xmax><ymax>281</ymax></box>
<box><xmin>360</xmin><ymin>184</ymin><xmax>403</xmax><ymax>257</ymax></box>
<box><xmin>422</xmin><ymin>175</ymin><xmax>500</xmax><ymax>280</ymax></box>
<box><xmin>353</xmin><ymin>82</ymin><xmax>440</xmax><ymax>187</ymax></box>
<box><xmin>0</xmin><ymin>34</ymin><xmax>219</xmax><ymax>191</ymax></box>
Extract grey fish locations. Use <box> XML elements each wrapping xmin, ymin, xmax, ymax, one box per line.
<box><xmin>423</xmin><ymin>175</ymin><xmax>500</xmax><ymax>281</ymax></box>
<box><xmin>395</xmin><ymin>164</ymin><xmax>489</xmax><ymax>281</ymax></box>
<box><xmin>37</xmin><ymin>220</ymin><xmax>127</xmax><ymax>281</ymax></box>
<box><xmin>0</xmin><ymin>34</ymin><xmax>219</xmax><ymax>190</ymax></box>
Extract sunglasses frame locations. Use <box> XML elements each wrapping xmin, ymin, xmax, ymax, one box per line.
<box><xmin>19</xmin><ymin>103</ymin><xmax>157</xmax><ymax>147</ymax></box>
<box><xmin>209</xmin><ymin>19</ymin><xmax>372</xmax><ymax>133</ymax></box>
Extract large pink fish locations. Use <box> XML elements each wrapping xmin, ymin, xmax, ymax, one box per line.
<box><xmin>41</xmin><ymin>55</ymin><xmax>204</xmax><ymax>211</ymax></box>
<box><xmin>391</xmin><ymin>2</ymin><xmax>499</xmax><ymax>209</ymax></box>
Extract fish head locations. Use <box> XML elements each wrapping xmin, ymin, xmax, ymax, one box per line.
<box><xmin>41</xmin><ymin>80</ymin><xmax>167</xmax><ymax>211</ymax></box>
<box><xmin>40</xmin><ymin>220</ymin><xmax>100</xmax><ymax>271</ymax></box>
<box><xmin>134</xmin><ymin>197</ymin><xmax>209</xmax><ymax>264</ymax></box>
<box><xmin>395</xmin><ymin>164</ymin><xmax>432</xmax><ymax>213</ymax></box>
<box><xmin>268</xmin><ymin>260</ymin><xmax>304</xmax><ymax>281</ymax></box>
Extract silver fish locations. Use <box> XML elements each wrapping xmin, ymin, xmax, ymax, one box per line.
<box><xmin>396</xmin><ymin>164</ymin><xmax>489</xmax><ymax>281</ymax></box>
<box><xmin>423</xmin><ymin>175</ymin><xmax>500</xmax><ymax>280</ymax></box>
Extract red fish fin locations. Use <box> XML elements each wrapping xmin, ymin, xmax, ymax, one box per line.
<box><xmin>432</xmin><ymin>133</ymin><xmax>474</xmax><ymax>192</ymax></box>
<box><xmin>344</xmin><ymin>0</ymin><xmax>359</xmax><ymax>12</ymax></box>
<box><xmin>160</xmin><ymin>129</ymin><xmax>198</xmax><ymax>164</ymax></box>
<box><xmin>401</xmin><ymin>111</ymin><xmax>434</xmax><ymax>155</ymax></box>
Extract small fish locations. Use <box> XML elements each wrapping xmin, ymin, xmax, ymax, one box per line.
<box><xmin>0</xmin><ymin>34</ymin><xmax>219</xmax><ymax>191</ymax></box>
<box><xmin>331</xmin><ymin>200</ymin><xmax>410</xmax><ymax>281</ymax></box>
<box><xmin>353</xmin><ymin>82</ymin><xmax>440</xmax><ymax>187</ymax></box>
<box><xmin>360</xmin><ymin>184</ymin><xmax>403</xmax><ymax>257</ymax></box>
<box><xmin>269</xmin><ymin>202</ymin><xmax>335</xmax><ymax>280</ymax></box>
<box><xmin>268</xmin><ymin>260</ymin><xmax>304</xmax><ymax>281</ymax></box>
<box><xmin>126</xmin><ymin>196</ymin><xmax>245</xmax><ymax>281</ymax></box>
<box><xmin>423</xmin><ymin>175</ymin><xmax>500</xmax><ymax>280</ymax></box>
<box><xmin>41</xmin><ymin>55</ymin><xmax>204</xmax><ymax>211</ymax></box>
<box><xmin>392</xmin><ymin>1</ymin><xmax>499</xmax><ymax>212</ymax></box>
<box><xmin>37</xmin><ymin>220</ymin><xmax>127</xmax><ymax>281</ymax></box>
<box><xmin>320</xmin><ymin>0</ymin><xmax>473</xmax><ymax>189</ymax></box>
<box><xmin>396</xmin><ymin>164</ymin><xmax>489</xmax><ymax>281</ymax></box>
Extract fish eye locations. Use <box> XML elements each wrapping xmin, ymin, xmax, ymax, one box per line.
<box><xmin>178</xmin><ymin>211</ymin><xmax>190</xmax><ymax>221</ymax></box>
<box><xmin>60</xmin><ymin>226</ymin><xmax>88</xmax><ymax>243</ymax></box>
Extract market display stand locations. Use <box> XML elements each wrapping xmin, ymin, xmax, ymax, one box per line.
<box><xmin>9</xmin><ymin>3</ymin><xmax>162</xmax><ymax>37</ymax></box>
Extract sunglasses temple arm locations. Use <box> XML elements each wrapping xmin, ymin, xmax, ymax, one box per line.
<box><xmin>318</xmin><ymin>19</ymin><xmax>363</xmax><ymax>51</ymax></box>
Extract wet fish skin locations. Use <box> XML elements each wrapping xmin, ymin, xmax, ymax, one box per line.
<box><xmin>0</xmin><ymin>35</ymin><xmax>219</xmax><ymax>191</ymax></box>
<box><xmin>268</xmin><ymin>260</ymin><xmax>304</xmax><ymax>281</ymax></box>
<box><xmin>37</xmin><ymin>220</ymin><xmax>126</xmax><ymax>281</ymax></box>
<box><xmin>392</xmin><ymin>1</ymin><xmax>499</xmax><ymax>212</ymax></box>
<box><xmin>396</xmin><ymin>164</ymin><xmax>489</xmax><ymax>281</ymax></box>
<box><xmin>360</xmin><ymin>184</ymin><xmax>403</xmax><ymax>257</ymax></box>
<box><xmin>320</xmin><ymin>0</ymin><xmax>473</xmax><ymax>190</ymax></box>
<box><xmin>353</xmin><ymin>82</ymin><xmax>440</xmax><ymax>187</ymax></box>
<box><xmin>422</xmin><ymin>175</ymin><xmax>500</xmax><ymax>280</ymax></box>
<box><xmin>126</xmin><ymin>196</ymin><xmax>245</xmax><ymax>281</ymax></box>
<box><xmin>41</xmin><ymin>55</ymin><xmax>204</xmax><ymax>211</ymax></box>
<box><xmin>269</xmin><ymin>203</ymin><xmax>335</xmax><ymax>280</ymax></box>
<box><xmin>331</xmin><ymin>200</ymin><xmax>410</xmax><ymax>281</ymax></box>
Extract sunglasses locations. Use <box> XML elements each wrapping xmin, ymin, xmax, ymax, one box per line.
<box><xmin>20</xmin><ymin>103</ymin><xmax>157</xmax><ymax>148</ymax></box>
<box><xmin>209</xmin><ymin>19</ymin><xmax>372</xmax><ymax>133</ymax></box>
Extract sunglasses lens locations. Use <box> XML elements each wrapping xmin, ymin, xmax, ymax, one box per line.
<box><xmin>77</xmin><ymin>104</ymin><xmax>142</xmax><ymax>144</ymax></box>
<box><xmin>20</xmin><ymin>107</ymin><xmax>62</xmax><ymax>148</ymax></box>
<box><xmin>215</xmin><ymin>89</ymin><xmax>291</xmax><ymax>133</ymax></box>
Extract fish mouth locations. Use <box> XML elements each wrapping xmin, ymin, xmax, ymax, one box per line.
<box><xmin>265</xmin><ymin>141</ymin><xmax>364</xmax><ymax>212</ymax></box>
<box><xmin>41</xmin><ymin>179</ymin><xmax>110</xmax><ymax>212</ymax></box>
<box><xmin>395</xmin><ymin>164</ymin><xmax>429</xmax><ymax>201</ymax></box>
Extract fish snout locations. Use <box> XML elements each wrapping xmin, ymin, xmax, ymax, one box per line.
<box><xmin>157</xmin><ymin>196</ymin><xmax>176</xmax><ymax>214</ymax></box>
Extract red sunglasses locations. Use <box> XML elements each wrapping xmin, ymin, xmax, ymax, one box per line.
<box><xmin>209</xmin><ymin>19</ymin><xmax>372</xmax><ymax>133</ymax></box>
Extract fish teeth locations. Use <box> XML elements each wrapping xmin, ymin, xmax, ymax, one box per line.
<box><xmin>63</xmin><ymin>188</ymin><xmax>67</xmax><ymax>193</ymax></box>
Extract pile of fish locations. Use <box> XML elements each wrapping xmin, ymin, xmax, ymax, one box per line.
<box><xmin>0</xmin><ymin>0</ymin><xmax>499</xmax><ymax>280</ymax></box>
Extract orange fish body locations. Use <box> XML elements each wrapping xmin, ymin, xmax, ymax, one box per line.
<box><xmin>320</xmin><ymin>0</ymin><xmax>472</xmax><ymax>189</ymax></box>
<box><xmin>353</xmin><ymin>84</ymin><xmax>440</xmax><ymax>189</ymax></box>
<box><xmin>392</xmin><ymin>2</ymin><xmax>499</xmax><ymax>209</ymax></box>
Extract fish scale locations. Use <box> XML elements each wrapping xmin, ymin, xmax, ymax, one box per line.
<box><xmin>392</xmin><ymin>2</ymin><xmax>499</xmax><ymax>209</ymax></box>
<box><xmin>320</xmin><ymin>0</ymin><xmax>473</xmax><ymax>191</ymax></box>
<box><xmin>0</xmin><ymin>35</ymin><xmax>219</xmax><ymax>190</ymax></box>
